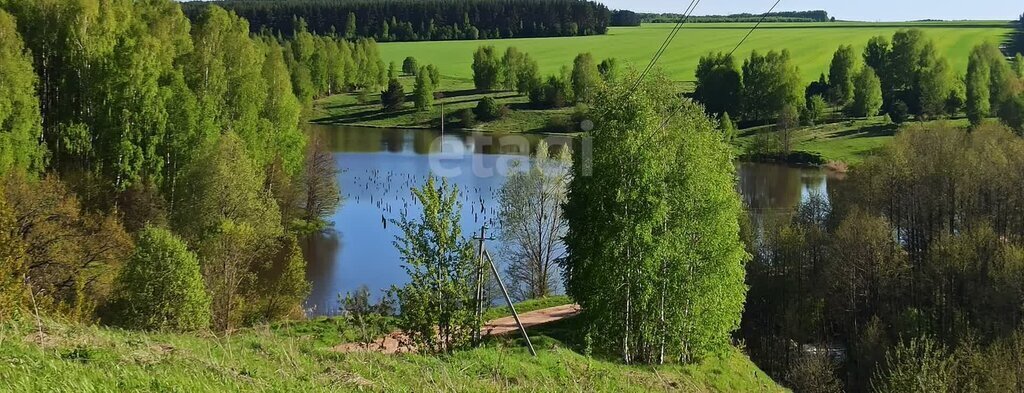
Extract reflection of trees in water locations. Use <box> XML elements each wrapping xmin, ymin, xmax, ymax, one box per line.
<box><xmin>737</xmin><ymin>163</ymin><xmax>806</xmax><ymax>211</ymax></box>
<box><xmin>301</xmin><ymin>230</ymin><xmax>342</xmax><ymax>315</ymax></box>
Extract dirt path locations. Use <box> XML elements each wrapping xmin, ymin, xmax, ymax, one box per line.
<box><xmin>334</xmin><ymin>304</ymin><xmax>580</xmax><ymax>354</ymax></box>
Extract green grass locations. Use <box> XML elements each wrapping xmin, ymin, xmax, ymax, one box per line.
<box><xmin>0</xmin><ymin>315</ymin><xmax>784</xmax><ymax>392</ymax></box>
<box><xmin>379</xmin><ymin>22</ymin><xmax>1011</xmax><ymax>83</ymax></box>
<box><xmin>310</xmin><ymin>74</ymin><xmax>579</xmax><ymax>132</ymax></box>
<box><xmin>734</xmin><ymin>117</ymin><xmax>973</xmax><ymax>165</ymax></box>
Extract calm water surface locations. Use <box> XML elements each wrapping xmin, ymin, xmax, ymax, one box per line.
<box><xmin>302</xmin><ymin>124</ymin><xmax>833</xmax><ymax>316</ymax></box>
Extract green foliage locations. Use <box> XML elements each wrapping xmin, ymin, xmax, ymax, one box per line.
<box><xmin>1015</xmin><ymin>53</ymin><xmax>1024</xmax><ymax>78</ymax></box>
<box><xmin>827</xmin><ymin>45</ymin><xmax>857</xmax><ymax>106</ymax></box>
<box><xmin>598</xmin><ymin>57</ymin><xmax>619</xmax><ymax>82</ymax></box>
<box><xmin>570</xmin><ymin>52</ymin><xmax>600</xmax><ymax>103</ymax></box>
<box><xmin>425</xmin><ymin>64</ymin><xmax>442</xmax><ymax>89</ymax></box>
<box><xmin>967</xmin><ymin>45</ymin><xmax>993</xmax><ymax>125</ymax></box>
<box><xmin>719</xmin><ymin>112</ymin><xmax>737</xmax><ymax>142</ymax></box>
<box><xmin>412</xmin><ymin>66</ymin><xmax>434</xmax><ymax>111</ymax></box>
<box><xmin>3</xmin><ymin>173</ymin><xmax>133</xmax><ymax>320</ymax></box>
<box><xmin>174</xmin><ymin>132</ymin><xmax>282</xmax><ymax>243</ymax></box>
<box><xmin>401</xmin><ymin>56</ymin><xmax>418</xmax><ymax>75</ymax></box>
<box><xmin>851</xmin><ymin>66</ymin><xmax>884</xmax><ymax>117</ymax></box>
<box><xmin>0</xmin><ymin>188</ymin><xmax>26</xmax><ymax>319</ymax></box>
<box><xmin>999</xmin><ymin>93</ymin><xmax>1024</xmax><ymax>133</ymax></box>
<box><xmin>108</xmin><ymin>227</ymin><xmax>210</xmax><ymax>332</ymax></box>
<box><xmin>380</xmin><ymin>78</ymin><xmax>405</xmax><ymax>112</ymax></box>
<box><xmin>563</xmin><ymin>72</ymin><xmax>747</xmax><ymax>364</ymax></box>
<box><xmin>863</xmin><ymin>35</ymin><xmax>890</xmax><ymax>72</ymax></box>
<box><xmin>742</xmin><ymin>50</ymin><xmax>804</xmax><ymax>122</ymax></box>
<box><xmin>473</xmin><ymin>96</ymin><xmax>505</xmax><ymax>121</ymax></box>
<box><xmin>918</xmin><ymin>45</ymin><xmax>954</xmax><ymax>119</ymax></box>
<box><xmin>784</xmin><ymin>352</ymin><xmax>843</xmax><ymax>393</ymax></box>
<box><xmin>392</xmin><ymin>176</ymin><xmax>477</xmax><ymax>354</ymax></box>
<box><xmin>872</xmin><ymin>337</ymin><xmax>956</xmax><ymax>393</ymax></box>
<box><xmin>0</xmin><ymin>10</ymin><xmax>45</xmax><ymax>177</ymax></box>
<box><xmin>803</xmin><ymin>95</ymin><xmax>828</xmax><ymax>126</ymax></box>
<box><xmin>472</xmin><ymin>45</ymin><xmax>500</xmax><ymax>91</ymax></box>
<box><xmin>695</xmin><ymin>52</ymin><xmax>743</xmax><ymax>117</ymax></box>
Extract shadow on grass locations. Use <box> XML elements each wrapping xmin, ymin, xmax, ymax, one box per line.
<box><xmin>480</xmin><ymin>314</ymin><xmax>623</xmax><ymax>362</ymax></box>
<box><xmin>832</xmin><ymin>123</ymin><xmax>897</xmax><ymax>139</ymax></box>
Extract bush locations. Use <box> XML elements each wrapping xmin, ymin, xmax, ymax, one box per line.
<box><xmin>474</xmin><ymin>96</ymin><xmax>505</xmax><ymax>121</ymax></box>
<box><xmin>402</xmin><ymin>56</ymin><xmax>418</xmax><ymax>75</ymax></box>
<box><xmin>107</xmin><ymin>227</ymin><xmax>210</xmax><ymax>331</ymax></box>
<box><xmin>889</xmin><ymin>100</ymin><xmax>910</xmax><ymax>124</ymax></box>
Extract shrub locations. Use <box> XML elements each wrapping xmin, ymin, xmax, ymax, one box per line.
<box><xmin>402</xmin><ymin>56</ymin><xmax>418</xmax><ymax>75</ymax></box>
<box><xmin>108</xmin><ymin>227</ymin><xmax>210</xmax><ymax>331</ymax></box>
<box><xmin>474</xmin><ymin>96</ymin><xmax>505</xmax><ymax>121</ymax></box>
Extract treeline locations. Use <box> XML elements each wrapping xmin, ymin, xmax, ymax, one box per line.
<box><xmin>610</xmin><ymin>10</ymin><xmax>641</xmax><ymax>27</ymax></box>
<box><xmin>182</xmin><ymin>0</ymin><xmax>611</xmax><ymax>42</ymax></box>
<box><xmin>0</xmin><ymin>0</ymin><xmax>382</xmax><ymax>332</ymax></box>
<box><xmin>641</xmin><ymin>10</ymin><xmax>831</xmax><ymax>24</ymax></box>
<box><xmin>695</xmin><ymin>28</ymin><xmax>1024</xmax><ymax>147</ymax></box>
<box><xmin>743</xmin><ymin>123</ymin><xmax>1024</xmax><ymax>391</ymax></box>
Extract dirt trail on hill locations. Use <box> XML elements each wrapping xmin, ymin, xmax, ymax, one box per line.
<box><xmin>333</xmin><ymin>304</ymin><xmax>581</xmax><ymax>354</ymax></box>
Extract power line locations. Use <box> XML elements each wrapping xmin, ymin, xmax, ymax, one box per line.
<box><xmin>628</xmin><ymin>0</ymin><xmax>702</xmax><ymax>92</ymax></box>
<box><xmin>727</xmin><ymin>0</ymin><xmax>783</xmax><ymax>58</ymax></box>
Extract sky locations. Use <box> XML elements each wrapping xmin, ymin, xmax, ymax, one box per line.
<box><xmin>597</xmin><ymin>0</ymin><xmax>1022</xmax><ymax>22</ymax></box>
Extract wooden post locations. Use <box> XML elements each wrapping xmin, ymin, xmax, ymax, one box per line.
<box><xmin>483</xmin><ymin>248</ymin><xmax>537</xmax><ymax>357</ymax></box>
<box><xmin>473</xmin><ymin>226</ymin><xmax>486</xmax><ymax>345</ymax></box>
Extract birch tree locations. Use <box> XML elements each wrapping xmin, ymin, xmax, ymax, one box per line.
<box><xmin>498</xmin><ymin>140</ymin><xmax>571</xmax><ymax>300</ymax></box>
<box><xmin>562</xmin><ymin>71</ymin><xmax>747</xmax><ymax>364</ymax></box>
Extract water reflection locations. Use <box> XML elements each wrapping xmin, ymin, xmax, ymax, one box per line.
<box><xmin>302</xmin><ymin>125</ymin><xmax>835</xmax><ymax>316</ymax></box>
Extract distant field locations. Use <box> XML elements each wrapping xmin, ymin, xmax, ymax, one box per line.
<box><xmin>379</xmin><ymin>22</ymin><xmax>1013</xmax><ymax>83</ymax></box>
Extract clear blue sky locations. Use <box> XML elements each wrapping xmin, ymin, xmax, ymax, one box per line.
<box><xmin>597</xmin><ymin>1</ymin><xmax>1021</xmax><ymax>22</ymax></box>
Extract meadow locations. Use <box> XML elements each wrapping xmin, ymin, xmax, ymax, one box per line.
<box><xmin>0</xmin><ymin>313</ymin><xmax>783</xmax><ymax>392</ymax></box>
<box><xmin>378</xmin><ymin>22</ymin><xmax>1013</xmax><ymax>83</ymax></box>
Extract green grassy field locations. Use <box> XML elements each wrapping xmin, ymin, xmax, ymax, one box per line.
<box><xmin>379</xmin><ymin>22</ymin><xmax>1012</xmax><ymax>83</ymax></box>
<box><xmin>0</xmin><ymin>314</ymin><xmax>783</xmax><ymax>392</ymax></box>
<box><xmin>734</xmin><ymin>117</ymin><xmax>973</xmax><ymax>165</ymax></box>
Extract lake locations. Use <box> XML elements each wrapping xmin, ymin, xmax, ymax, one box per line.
<box><xmin>302</xmin><ymin>124</ymin><xmax>832</xmax><ymax>316</ymax></box>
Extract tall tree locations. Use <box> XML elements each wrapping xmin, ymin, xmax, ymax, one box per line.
<box><xmin>472</xmin><ymin>45</ymin><xmax>500</xmax><ymax>91</ymax></box>
<box><xmin>694</xmin><ymin>52</ymin><xmax>742</xmax><ymax>117</ymax></box>
<box><xmin>967</xmin><ymin>46</ymin><xmax>994</xmax><ymax>125</ymax></box>
<box><xmin>742</xmin><ymin>50</ymin><xmax>804</xmax><ymax>122</ymax></box>
<box><xmin>571</xmin><ymin>52</ymin><xmax>600</xmax><ymax>103</ymax></box>
<box><xmin>563</xmin><ymin>72</ymin><xmax>747</xmax><ymax>364</ymax></box>
<box><xmin>851</xmin><ymin>67</ymin><xmax>884</xmax><ymax>117</ymax></box>
<box><xmin>498</xmin><ymin>141</ymin><xmax>571</xmax><ymax>300</ymax></box>
<box><xmin>863</xmin><ymin>35</ymin><xmax>890</xmax><ymax>73</ymax></box>
<box><xmin>0</xmin><ymin>10</ymin><xmax>45</xmax><ymax>177</ymax></box>
<box><xmin>412</xmin><ymin>65</ymin><xmax>435</xmax><ymax>111</ymax></box>
<box><xmin>828</xmin><ymin>45</ymin><xmax>857</xmax><ymax>106</ymax></box>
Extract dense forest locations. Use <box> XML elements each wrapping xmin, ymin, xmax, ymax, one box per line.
<box><xmin>0</xmin><ymin>0</ymin><xmax>389</xmax><ymax>331</ymax></box>
<box><xmin>182</xmin><ymin>0</ymin><xmax>611</xmax><ymax>41</ymax></box>
<box><xmin>642</xmin><ymin>10</ymin><xmax>832</xmax><ymax>24</ymax></box>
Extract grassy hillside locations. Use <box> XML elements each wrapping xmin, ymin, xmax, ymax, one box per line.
<box><xmin>0</xmin><ymin>315</ymin><xmax>783</xmax><ymax>392</ymax></box>
<box><xmin>379</xmin><ymin>22</ymin><xmax>1011</xmax><ymax>83</ymax></box>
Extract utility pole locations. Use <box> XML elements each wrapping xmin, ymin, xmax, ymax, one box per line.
<box><xmin>473</xmin><ymin>226</ymin><xmax>537</xmax><ymax>356</ymax></box>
